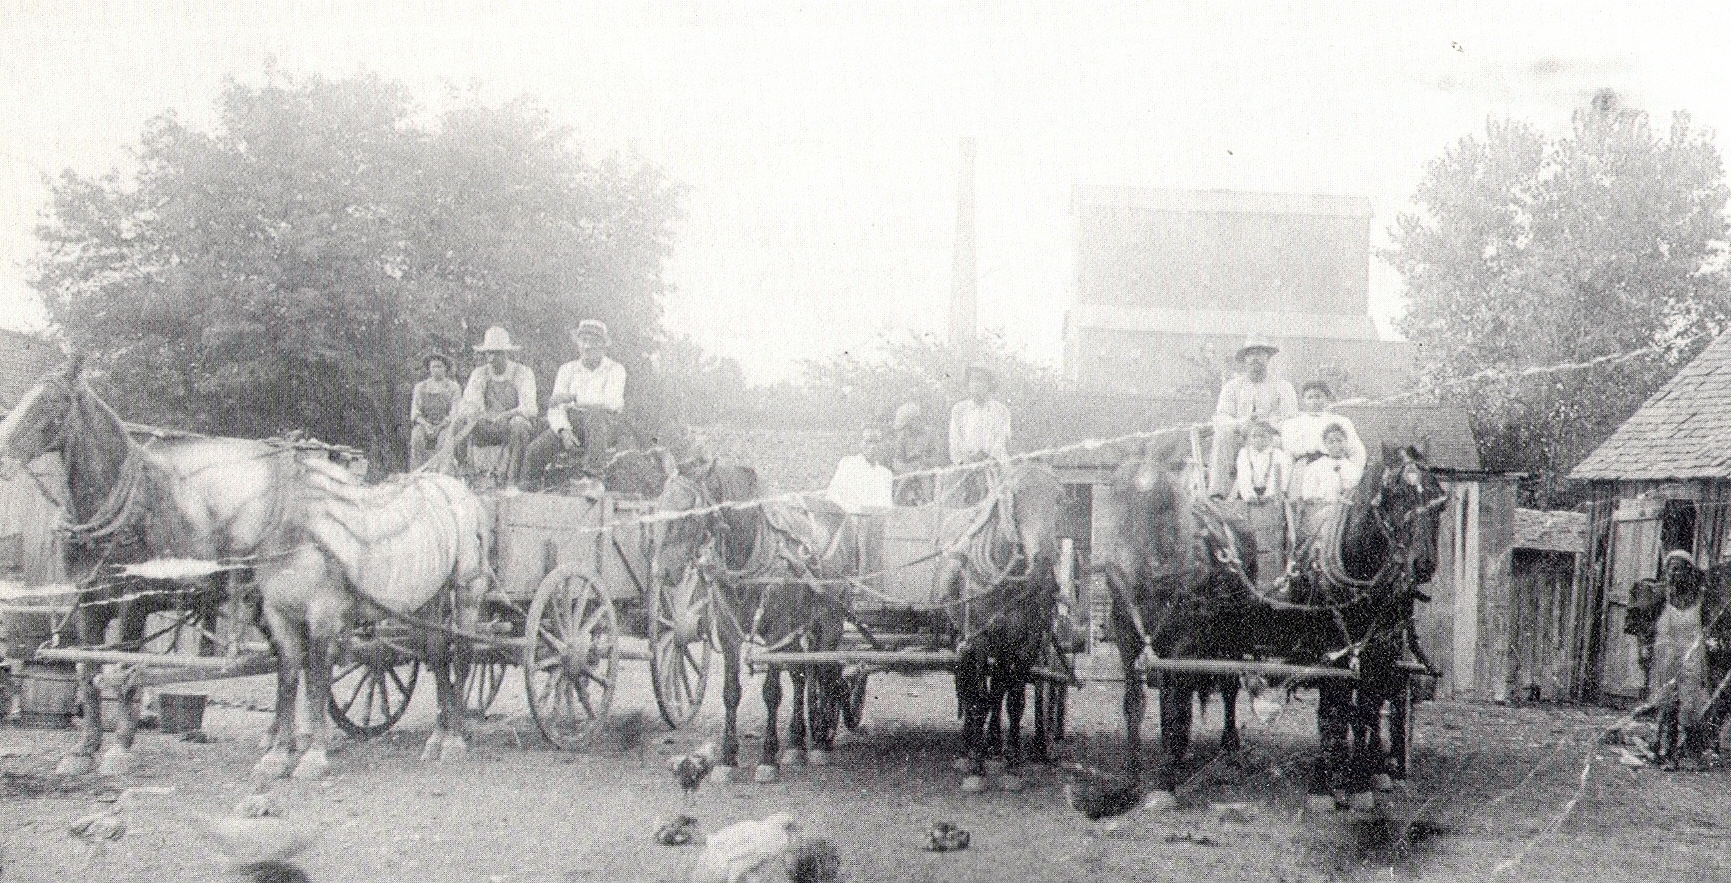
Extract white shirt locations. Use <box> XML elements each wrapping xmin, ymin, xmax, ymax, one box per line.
<box><xmin>1233</xmin><ymin>446</ymin><xmax>1293</xmax><ymax>502</ymax></box>
<box><xmin>547</xmin><ymin>356</ymin><xmax>627</xmax><ymax>433</ymax></box>
<box><xmin>825</xmin><ymin>455</ymin><xmax>893</xmax><ymax>513</ymax></box>
<box><xmin>1282</xmin><ymin>411</ymin><xmax>1367</xmax><ymax>468</ymax></box>
<box><xmin>1214</xmin><ymin>375</ymin><xmax>1298</xmax><ymax>426</ymax></box>
<box><xmin>948</xmin><ymin>399</ymin><xmax>1011</xmax><ymax>464</ymax></box>
<box><xmin>1297</xmin><ymin>455</ymin><xmax>1363</xmax><ymax>502</ymax></box>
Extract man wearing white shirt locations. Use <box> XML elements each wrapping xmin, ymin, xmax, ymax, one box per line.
<box><xmin>1208</xmin><ymin>335</ymin><xmax>1298</xmax><ymax>498</ymax></box>
<box><xmin>947</xmin><ymin>365</ymin><xmax>1011</xmax><ymax>505</ymax></box>
<box><xmin>524</xmin><ymin>319</ymin><xmax>628</xmax><ymax>488</ymax></box>
<box><xmin>826</xmin><ymin>426</ymin><xmax>894</xmax><ymax>513</ymax></box>
<box><xmin>453</xmin><ymin>326</ymin><xmax>538</xmax><ymax>488</ymax></box>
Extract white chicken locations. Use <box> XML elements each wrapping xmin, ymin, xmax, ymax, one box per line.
<box><xmin>689</xmin><ymin>812</ymin><xmax>799</xmax><ymax>883</ymax></box>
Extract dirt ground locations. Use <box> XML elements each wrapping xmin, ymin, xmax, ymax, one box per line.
<box><xmin>0</xmin><ymin>651</ymin><xmax>1725</xmax><ymax>883</ymax></box>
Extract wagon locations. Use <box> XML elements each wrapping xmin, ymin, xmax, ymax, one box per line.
<box><xmin>739</xmin><ymin>499</ymin><xmax>1081</xmax><ymax>746</ymax></box>
<box><xmin>328</xmin><ymin>486</ymin><xmax>713</xmax><ymax>748</ymax></box>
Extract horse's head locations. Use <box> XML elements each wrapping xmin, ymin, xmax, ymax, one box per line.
<box><xmin>650</xmin><ymin>460</ymin><xmax>759</xmax><ymax>590</ymax></box>
<box><xmin>1109</xmin><ymin>455</ymin><xmax>1194</xmax><ymax>576</ymax></box>
<box><xmin>1371</xmin><ymin>442</ymin><xmax>1448</xmax><ymax>587</ymax></box>
<box><xmin>0</xmin><ymin>356</ymin><xmax>89</xmax><ymax>471</ymax></box>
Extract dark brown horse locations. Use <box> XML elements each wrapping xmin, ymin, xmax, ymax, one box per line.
<box><xmin>939</xmin><ymin>463</ymin><xmax>1065</xmax><ymax>793</ymax></box>
<box><xmin>1101</xmin><ymin>456</ymin><xmax>1261</xmax><ymax>804</ymax></box>
<box><xmin>1256</xmin><ymin>444</ymin><xmax>1445</xmax><ymax>811</ymax></box>
<box><xmin>652</xmin><ymin>462</ymin><xmax>848</xmax><ymax>783</ymax></box>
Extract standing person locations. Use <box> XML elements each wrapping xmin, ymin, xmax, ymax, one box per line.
<box><xmin>947</xmin><ymin>364</ymin><xmax>1011</xmax><ymax>505</ymax></box>
<box><xmin>1281</xmin><ymin>379</ymin><xmax>1365</xmax><ymax>495</ymax></box>
<box><xmin>408</xmin><ymin>354</ymin><xmax>461</xmax><ymax>469</ymax></box>
<box><xmin>1652</xmin><ymin>550</ymin><xmax>1710</xmax><ymax>771</ymax></box>
<box><xmin>523</xmin><ymin>319</ymin><xmax>628</xmax><ymax>489</ymax></box>
<box><xmin>1208</xmin><ymin>334</ymin><xmax>1298</xmax><ymax>498</ymax></box>
<box><xmin>889</xmin><ymin>401</ymin><xmax>941</xmax><ymax>506</ymax></box>
<box><xmin>453</xmin><ymin>326</ymin><xmax>538</xmax><ymax>489</ymax></box>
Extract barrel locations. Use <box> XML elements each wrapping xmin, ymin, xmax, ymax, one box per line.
<box><xmin>17</xmin><ymin>662</ymin><xmax>78</xmax><ymax>728</ymax></box>
<box><xmin>157</xmin><ymin>692</ymin><xmax>208</xmax><ymax>734</ymax></box>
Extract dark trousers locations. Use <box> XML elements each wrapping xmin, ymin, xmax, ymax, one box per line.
<box><xmin>523</xmin><ymin>408</ymin><xmax>618</xmax><ymax>488</ymax></box>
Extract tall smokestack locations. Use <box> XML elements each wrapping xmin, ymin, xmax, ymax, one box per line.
<box><xmin>948</xmin><ymin>137</ymin><xmax>977</xmax><ymax>350</ymax></box>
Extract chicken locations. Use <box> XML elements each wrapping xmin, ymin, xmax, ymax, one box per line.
<box><xmin>68</xmin><ymin>789</ymin><xmax>140</xmax><ymax>870</ymax></box>
<box><xmin>689</xmin><ymin>812</ymin><xmax>799</xmax><ymax>883</ymax></box>
<box><xmin>785</xmin><ymin>836</ymin><xmax>840</xmax><ymax>883</ymax></box>
<box><xmin>656</xmin><ymin>813</ymin><xmax>700</xmax><ymax>846</ymax></box>
<box><xmin>670</xmin><ymin>741</ymin><xmax>719</xmax><ymax>802</ymax></box>
<box><xmin>1060</xmin><ymin>762</ymin><xmax>1143</xmax><ymax>821</ymax></box>
<box><xmin>191</xmin><ymin>812</ymin><xmax>318</xmax><ymax>883</ymax></box>
<box><xmin>924</xmin><ymin>822</ymin><xmax>970</xmax><ymax>852</ymax></box>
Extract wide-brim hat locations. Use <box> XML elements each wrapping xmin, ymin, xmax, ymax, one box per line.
<box><xmin>963</xmin><ymin>363</ymin><xmax>998</xmax><ymax>388</ymax></box>
<box><xmin>570</xmin><ymin>319</ymin><xmax>611</xmax><ymax>346</ymax></box>
<box><xmin>1664</xmin><ymin>549</ymin><xmax>1696</xmax><ymax>568</ymax></box>
<box><xmin>473</xmin><ymin>326</ymin><xmax>521</xmax><ymax>353</ymax></box>
<box><xmin>1235</xmin><ymin>333</ymin><xmax>1279</xmax><ymax>361</ymax></box>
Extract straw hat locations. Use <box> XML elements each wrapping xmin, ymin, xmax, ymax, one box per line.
<box><xmin>1235</xmin><ymin>334</ymin><xmax>1279</xmax><ymax>361</ymax></box>
<box><xmin>473</xmin><ymin>326</ymin><xmax>521</xmax><ymax>353</ymax></box>
<box><xmin>570</xmin><ymin>319</ymin><xmax>611</xmax><ymax>346</ymax></box>
<box><xmin>1664</xmin><ymin>549</ymin><xmax>1696</xmax><ymax>568</ymax></box>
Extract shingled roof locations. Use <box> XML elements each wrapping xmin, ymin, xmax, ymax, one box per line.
<box><xmin>1572</xmin><ymin>332</ymin><xmax>1731</xmax><ymax>481</ymax></box>
<box><xmin>0</xmin><ymin>329</ymin><xmax>61</xmax><ymax>412</ymax></box>
<box><xmin>1334</xmin><ymin>403</ymin><xmax>1482</xmax><ymax>471</ymax></box>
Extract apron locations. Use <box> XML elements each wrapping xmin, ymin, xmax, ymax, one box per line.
<box><xmin>418</xmin><ymin>383</ymin><xmax>457</xmax><ymax>425</ymax></box>
<box><xmin>1653</xmin><ymin>600</ymin><xmax>1707</xmax><ymax>728</ymax></box>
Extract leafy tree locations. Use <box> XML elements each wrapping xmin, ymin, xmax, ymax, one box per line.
<box><xmin>1383</xmin><ymin>91</ymin><xmax>1731</xmax><ymax>505</ymax></box>
<box><xmin>31</xmin><ymin>67</ymin><xmax>683</xmax><ymax>469</ymax></box>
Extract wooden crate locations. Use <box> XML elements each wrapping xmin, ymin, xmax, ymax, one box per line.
<box><xmin>492</xmin><ymin>492</ymin><xmax>653</xmax><ymax>603</ymax></box>
<box><xmin>872</xmin><ymin>505</ymin><xmax>975</xmax><ymax>609</ymax></box>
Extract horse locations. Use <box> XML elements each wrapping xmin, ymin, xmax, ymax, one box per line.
<box><xmin>651</xmin><ymin>461</ymin><xmax>848</xmax><ymax>784</ymax></box>
<box><xmin>0</xmin><ymin>359</ymin><xmax>489</xmax><ymax>780</ymax></box>
<box><xmin>938</xmin><ymin>462</ymin><xmax>1065</xmax><ymax>793</ymax></box>
<box><xmin>1100</xmin><ymin>455</ymin><xmax>1261</xmax><ymax>805</ymax></box>
<box><xmin>1258</xmin><ymin>443</ymin><xmax>1446</xmax><ymax>812</ymax></box>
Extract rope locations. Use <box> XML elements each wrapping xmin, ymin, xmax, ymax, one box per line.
<box><xmin>60</xmin><ymin>448</ymin><xmax>149</xmax><ymax>541</ymax></box>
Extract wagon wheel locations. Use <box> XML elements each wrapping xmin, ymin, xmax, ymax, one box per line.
<box><xmin>524</xmin><ymin>565</ymin><xmax>618</xmax><ymax>750</ymax></box>
<box><xmin>456</xmin><ymin>652</ymin><xmax>510</xmax><ymax>718</ymax></box>
<box><xmin>647</xmin><ymin>566</ymin><xmax>712</xmax><ymax>728</ymax></box>
<box><xmin>329</xmin><ymin>624</ymin><xmax>422</xmax><ymax>738</ymax></box>
<box><xmin>839</xmin><ymin>670</ymin><xmax>869</xmax><ymax>733</ymax></box>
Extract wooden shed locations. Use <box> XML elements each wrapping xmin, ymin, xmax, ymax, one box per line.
<box><xmin>1570</xmin><ymin>331</ymin><xmax>1731</xmax><ymax>704</ymax></box>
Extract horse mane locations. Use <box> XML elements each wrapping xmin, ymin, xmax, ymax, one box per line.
<box><xmin>1110</xmin><ymin>457</ymin><xmax>1195</xmax><ymax>572</ymax></box>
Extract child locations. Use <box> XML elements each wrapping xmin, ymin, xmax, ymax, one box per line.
<box><xmin>1233</xmin><ymin>419</ymin><xmax>1292</xmax><ymax>505</ymax></box>
<box><xmin>1653</xmin><ymin>549</ymin><xmax>1709</xmax><ymax>770</ymax></box>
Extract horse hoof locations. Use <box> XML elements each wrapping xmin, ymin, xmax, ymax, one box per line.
<box><xmin>780</xmin><ymin>749</ymin><xmax>806</xmax><ymax>768</ymax></box>
<box><xmin>999</xmin><ymin>774</ymin><xmax>1025</xmax><ymax>793</ymax></box>
<box><xmin>1141</xmin><ymin>791</ymin><xmax>1178</xmax><ymax>812</ymax></box>
<box><xmin>420</xmin><ymin>731</ymin><xmax>444</xmax><ymax>762</ymax></box>
<box><xmin>440</xmin><ymin>738</ymin><xmax>469</xmax><ymax>763</ymax></box>
<box><xmin>709</xmin><ymin>765</ymin><xmax>736</xmax><ymax>784</ymax></box>
<box><xmin>98</xmin><ymin>747</ymin><xmax>134</xmax><ymax>776</ymax></box>
<box><xmin>952</xmin><ymin>757</ymin><xmax>978</xmax><ymax>774</ymax></box>
<box><xmin>754</xmin><ymin>764</ymin><xmax>780</xmax><ymax>784</ymax></box>
<box><xmin>1374</xmin><ymin>773</ymin><xmax>1396</xmax><ymax>793</ymax></box>
<box><xmin>1348</xmin><ymin>792</ymin><xmax>1380</xmax><ymax>815</ymax></box>
<box><xmin>55</xmin><ymin>754</ymin><xmax>96</xmax><ymax>777</ymax></box>
<box><xmin>257</xmin><ymin>732</ymin><xmax>276</xmax><ymax>752</ymax></box>
<box><xmin>1304</xmin><ymin>794</ymin><xmax>1339</xmax><ymax>813</ymax></box>
<box><xmin>983</xmin><ymin>758</ymin><xmax>1007</xmax><ymax>775</ymax></box>
<box><xmin>960</xmin><ymin>775</ymin><xmax>988</xmax><ymax>794</ymax></box>
<box><xmin>252</xmin><ymin>751</ymin><xmax>292</xmax><ymax>779</ymax></box>
<box><xmin>808</xmin><ymin>749</ymin><xmax>830</xmax><ymax>767</ymax></box>
<box><xmin>291</xmin><ymin>750</ymin><xmax>331</xmax><ymax>780</ymax></box>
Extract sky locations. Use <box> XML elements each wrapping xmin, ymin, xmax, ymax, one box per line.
<box><xmin>2</xmin><ymin>2</ymin><xmax>1728</xmax><ymax>382</ymax></box>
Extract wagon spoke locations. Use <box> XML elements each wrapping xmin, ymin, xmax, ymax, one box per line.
<box><xmin>339</xmin><ymin>674</ymin><xmax>369</xmax><ymax>717</ymax></box>
<box><xmin>386</xmin><ymin>666</ymin><xmax>410</xmax><ymax>699</ymax></box>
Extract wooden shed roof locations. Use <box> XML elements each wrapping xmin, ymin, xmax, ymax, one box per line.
<box><xmin>1514</xmin><ymin>508</ymin><xmax>1588</xmax><ymax>554</ymax></box>
<box><xmin>1572</xmin><ymin>332</ymin><xmax>1731</xmax><ymax>481</ymax></box>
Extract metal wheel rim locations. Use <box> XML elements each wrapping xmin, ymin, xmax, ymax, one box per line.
<box><xmin>523</xmin><ymin>566</ymin><xmax>618</xmax><ymax>750</ymax></box>
<box><xmin>648</xmin><ymin>568</ymin><xmax>712</xmax><ymax>728</ymax></box>
<box><xmin>842</xmin><ymin>671</ymin><xmax>869</xmax><ymax>732</ymax></box>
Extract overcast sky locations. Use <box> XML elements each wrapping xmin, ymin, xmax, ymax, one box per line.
<box><xmin>2</xmin><ymin>2</ymin><xmax>1727</xmax><ymax>382</ymax></box>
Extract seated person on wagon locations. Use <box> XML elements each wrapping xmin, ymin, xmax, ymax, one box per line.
<box><xmin>1208</xmin><ymin>334</ymin><xmax>1298</xmax><ymax>499</ymax></box>
<box><xmin>825</xmin><ymin>424</ymin><xmax>895</xmax><ymax>583</ymax></box>
<box><xmin>1281</xmin><ymin>379</ymin><xmax>1365</xmax><ymax>493</ymax></box>
<box><xmin>947</xmin><ymin>364</ymin><xmax>1011</xmax><ymax>506</ymax></box>
<box><xmin>453</xmin><ymin>326</ymin><xmax>539</xmax><ymax>489</ymax></box>
<box><xmin>408</xmin><ymin>354</ymin><xmax>461</xmax><ymax>469</ymax></box>
<box><xmin>1289</xmin><ymin>421</ymin><xmax>1363</xmax><ymax>553</ymax></box>
<box><xmin>889</xmin><ymin>400</ymin><xmax>942</xmax><ymax>506</ymax></box>
<box><xmin>524</xmin><ymin>319</ymin><xmax>628</xmax><ymax>490</ymax></box>
<box><xmin>1233</xmin><ymin>418</ymin><xmax>1292</xmax><ymax>506</ymax></box>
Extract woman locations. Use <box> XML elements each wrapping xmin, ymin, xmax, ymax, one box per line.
<box><xmin>409</xmin><ymin>354</ymin><xmax>461</xmax><ymax>469</ymax></box>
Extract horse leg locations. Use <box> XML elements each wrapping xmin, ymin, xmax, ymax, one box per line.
<box><xmin>757</xmin><ymin>665</ymin><xmax>784</xmax><ymax>783</ymax></box>
<box><xmin>291</xmin><ymin>623</ymin><xmax>338</xmax><ymax>780</ymax></box>
<box><xmin>1000</xmin><ymin>665</ymin><xmax>1027</xmax><ymax>792</ymax></box>
<box><xmin>255</xmin><ymin>609</ymin><xmax>303</xmax><ymax>780</ymax></box>
<box><xmin>1157</xmin><ymin>677</ymin><xmax>1195</xmax><ymax>795</ymax></box>
<box><xmin>1116</xmin><ymin>633</ymin><xmax>1145</xmax><ymax>789</ymax></box>
<box><xmin>431</xmin><ymin>628</ymin><xmax>468</xmax><ymax>763</ymax></box>
<box><xmin>1387</xmin><ymin>684</ymin><xmax>1409</xmax><ymax>782</ymax></box>
<box><xmin>713</xmin><ymin>633</ymin><xmax>742</xmax><ymax>783</ymax></box>
<box><xmin>956</xmin><ymin>652</ymin><xmax>989</xmax><ymax>792</ymax></box>
<box><xmin>1219</xmin><ymin>676</ymin><xmax>1242</xmax><ymax>754</ymax></box>
<box><xmin>782</xmin><ymin>662</ymin><xmax>809</xmax><ymax>770</ymax></box>
<box><xmin>1308</xmin><ymin>682</ymin><xmax>1352</xmax><ymax>811</ymax></box>
<box><xmin>808</xmin><ymin>662</ymin><xmax>840</xmax><ymax>763</ymax></box>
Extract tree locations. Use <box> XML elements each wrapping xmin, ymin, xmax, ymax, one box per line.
<box><xmin>31</xmin><ymin>67</ymin><xmax>683</xmax><ymax>468</ymax></box>
<box><xmin>1383</xmin><ymin>92</ymin><xmax>1731</xmax><ymax>505</ymax></box>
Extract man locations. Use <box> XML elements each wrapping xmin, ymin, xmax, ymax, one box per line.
<box><xmin>409</xmin><ymin>354</ymin><xmax>462</xmax><ymax>470</ymax></box>
<box><xmin>1209</xmin><ymin>334</ymin><xmax>1298</xmax><ymax>498</ymax></box>
<box><xmin>1281</xmin><ymin>379</ymin><xmax>1365</xmax><ymax>496</ymax></box>
<box><xmin>523</xmin><ymin>319</ymin><xmax>628</xmax><ymax>489</ymax></box>
<box><xmin>889</xmin><ymin>401</ymin><xmax>940</xmax><ymax>506</ymax></box>
<box><xmin>1651</xmin><ymin>550</ymin><xmax>1710</xmax><ymax>771</ymax></box>
<box><xmin>947</xmin><ymin>365</ymin><xmax>1011</xmax><ymax>505</ymax></box>
<box><xmin>454</xmin><ymin>326</ymin><xmax>538</xmax><ymax>489</ymax></box>
<box><xmin>826</xmin><ymin>425</ymin><xmax>894</xmax><ymax>514</ymax></box>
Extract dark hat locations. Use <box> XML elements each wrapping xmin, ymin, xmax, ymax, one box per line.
<box><xmin>1300</xmin><ymin>379</ymin><xmax>1333</xmax><ymax>398</ymax></box>
<box><xmin>963</xmin><ymin>363</ymin><xmax>998</xmax><ymax>389</ymax></box>
<box><xmin>423</xmin><ymin>353</ymin><xmax>451</xmax><ymax>372</ymax></box>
